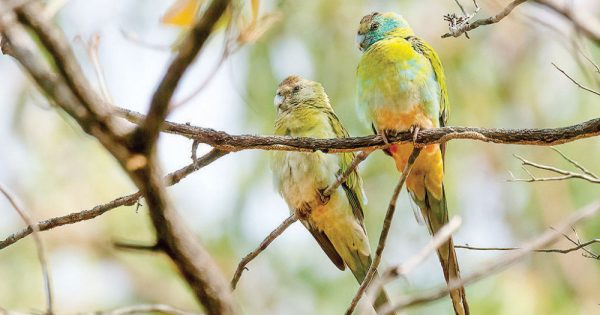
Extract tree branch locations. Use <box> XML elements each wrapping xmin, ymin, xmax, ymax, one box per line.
<box><xmin>115</xmin><ymin>108</ymin><xmax>600</xmax><ymax>153</ymax></box>
<box><xmin>0</xmin><ymin>184</ymin><xmax>53</xmax><ymax>315</ymax></box>
<box><xmin>377</xmin><ymin>201</ymin><xmax>600</xmax><ymax>314</ymax></box>
<box><xmin>361</xmin><ymin>217</ymin><xmax>462</xmax><ymax>315</ymax></box>
<box><xmin>84</xmin><ymin>304</ymin><xmax>202</xmax><ymax>315</ymax></box>
<box><xmin>345</xmin><ymin>147</ymin><xmax>422</xmax><ymax>315</ymax></box>
<box><xmin>455</xmin><ymin>238</ymin><xmax>600</xmax><ymax>259</ymax></box>
<box><xmin>0</xmin><ymin>149</ymin><xmax>227</xmax><ymax>251</ymax></box>
<box><xmin>552</xmin><ymin>62</ymin><xmax>600</xmax><ymax>97</ymax></box>
<box><xmin>535</xmin><ymin>0</ymin><xmax>600</xmax><ymax>44</ymax></box>
<box><xmin>138</xmin><ymin>0</ymin><xmax>230</xmax><ymax>155</ymax></box>
<box><xmin>510</xmin><ymin>153</ymin><xmax>600</xmax><ymax>184</ymax></box>
<box><xmin>0</xmin><ymin>4</ymin><xmax>235</xmax><ymax>311</ymax></box>
<box><xmin>230</xmin><ymin>214</ymin><xmax>298</xmax><ymax>289</ymax></box>
<box><xmin>443</xmin><ymin>0</ymin><xmax>528</xmax><ymax>38</ymax></box>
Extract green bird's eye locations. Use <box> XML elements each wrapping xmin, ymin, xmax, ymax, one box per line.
<box><xmin>293</xmin><ymin>86</ymin><xmax>300</xmax><ymax>92</ymax></box>
<box><xmin>370</xmin><ymin>22</ymin><xmax>380</xmax><ymax>31</ymax></box>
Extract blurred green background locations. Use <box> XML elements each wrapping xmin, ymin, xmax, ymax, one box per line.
<box><xmin>1</xmin><ymin>0</ymin><xmax>599</xmax><ymax>314</ymax></box>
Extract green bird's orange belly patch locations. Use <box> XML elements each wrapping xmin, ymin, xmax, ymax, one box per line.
<box><xmin>389</xmin><ymin>142</ymin><xmax>443</xmax><ymax>201</ymax></box>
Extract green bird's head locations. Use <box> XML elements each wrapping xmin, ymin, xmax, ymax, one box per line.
<box><xmin>274</xmin><ymin>75</ymin><xmax>330</xmax><ymax>114</ymax></box>
<box><xmin>356</xmin><ymin>12</ymin><xmax>414</xmax><ymax>52</ymax></box>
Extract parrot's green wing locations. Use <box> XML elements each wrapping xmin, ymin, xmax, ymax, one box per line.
<box><xmin>409</xmin><ymin>36</ymin><xmax>449</xmax><ymax>159</ymax></box>
<box><xmin>326</xmin><ymin>111</ymin><xmax>366</xmax><ymax>225</ymax></box>
<box><xmin>305</xmin><ymin>221</ymin><xmax>346</xmax><ymax>270</ymax></box>
<box><xmin>408</xmin><ymin>36</ymin><xmax>449</xmax><ymax>128</ymax></box>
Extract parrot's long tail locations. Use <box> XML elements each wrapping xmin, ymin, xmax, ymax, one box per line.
<box><xmin>419</xmin><ymin>187</ymin><xmax>470</xmax><ymax>315</ymax></box>
<box><xmin>348</xmin><ymin>254</ymin><xmax>397</xmax><ymax>315</ymax></box>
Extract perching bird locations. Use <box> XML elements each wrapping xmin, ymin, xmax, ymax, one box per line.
<box><xmin>270</xmin><ymin>75</ymin><xmax>394</xmax><ymax>313</ymax></box>
<box><xmin>356</xmin><ymin>12</ymin><xmax>469</xmax><ymax>315</ymax></box>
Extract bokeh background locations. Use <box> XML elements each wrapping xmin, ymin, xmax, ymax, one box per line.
<box><xmin>1</xmin><ymin>0</ymin><xmax>599</xmax><ymax>314</ymax></box>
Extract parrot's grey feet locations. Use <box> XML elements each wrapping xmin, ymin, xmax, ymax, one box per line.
<box><xmin>409</xmin><ymin>125</ymin><xmax>421</xmax><ymax>147</ymax></box>
<box><xmin>382</xmin><ymin>129</ymin><xmax>399</xmax><ymax>145</ymax></box>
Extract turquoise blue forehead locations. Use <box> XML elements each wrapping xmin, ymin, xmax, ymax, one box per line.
<box><xmin>376</xmin><ymin>13</ymin><xmax>408</xmax><ymax>32</ymax></box>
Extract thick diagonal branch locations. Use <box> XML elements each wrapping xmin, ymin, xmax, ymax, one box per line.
<box><xmin>1</xmin><ymin>3</ymin><xmax>235</xmax><ymax>314</ymax></box>
<box><xmin>138</xmin><ymin>0</ymin><xmax>230</xmax><ymax>154</ymax></box>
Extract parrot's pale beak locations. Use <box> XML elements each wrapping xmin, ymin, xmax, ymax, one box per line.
<box><xmin>356</xmin><ymin>34</ymin><xmax>366</xmax><ymax>52</ymax></box>
<box><xmin>274</xmin><ymin>94</ymin><xmax>284</xmax><ymax>108</ymax></box>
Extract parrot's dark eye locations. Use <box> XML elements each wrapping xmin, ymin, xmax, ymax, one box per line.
<box><xmin>276</xmin><ymin>91</ymin><xmax>282</xmax><ymax>96</ymax></box>
<box><xmin>293</xmin><ymin>86</ymin><xmax>300</xmax><ymax>92</ymax></box>
<box><xmin>370</xmin><ymin>22</ymin><xmax>380</xmax><ymax>31</ymax></box>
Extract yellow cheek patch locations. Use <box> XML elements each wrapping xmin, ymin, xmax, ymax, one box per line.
<box><xmin>391</xmin><ymin>143</ymin><xmax>444</xmax><ymax>201</ymax></box>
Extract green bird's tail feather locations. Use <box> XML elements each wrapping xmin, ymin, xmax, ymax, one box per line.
<box><xmin>414</xmin><ymin>186</ymin><xmax>470</xmax><ymax>315</ymax></box>
<box><xmin>347</xmin><ymin>252</ymin><xmax>397</xmax><ymax>315</ymax></box>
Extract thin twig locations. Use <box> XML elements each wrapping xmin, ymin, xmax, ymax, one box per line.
<box><xmin>0</xmin><ymin>149</ymin><xmax>228</xmax><ymax>250</ymax></box>
<box><xmin>510</xmin><ymin>154</ymin><xmax>600</xmax><ymax>183</ymax></box>
<box><xmin>0</xmin><ymin>184</ymin><xmax>53</xmax><ymax>315</ymax></box>
<box><xmin>362</xmin><ymin>217</ymin><xmax>462</xmax><ymax>314</ymax></box>
<box><xmin>75</xmin><ymin>33</ymin><xmax>114</xmax><ymax>103</ymax></box>
<box><xmin>378</xmin><ymin>201</ymin><xmax>600</xmax><ymax>314</ymax></box>
<box><xmin>443</xmin><ymin>0</ymin><xmax>528</xmax><ymax>38</ymax></box>
<box><xmin>455</xmin><ymin>239</ymin><xmax>600</xmax><ymax>258</ymax></box>
<box><xmin>552</xmin><ymin>63</ymin><xmax>600</xmax><ymax>97</ymax></box>
<box><xmin>322</xmin><ymin>151</ymin><xmax>370</xmax><ymax>197</ymax></box>
<box><xmin>551</xmin><ymin>147</ymin><xmax>598</xmax><ymax>179</ymax></box>
<box><xmin>345</xmin><ymin>147</ymin><xmax>423</xmax><ymax>315</ymax></box>
<box><xmin>85</xmin><ymin>303</ymin><xmax>202</xmax><ymax>315</ymax></box>
<box><xmin>230</xmin><ymin>214</ymin><xmax>298</xmax><ymax>289</ymax></box>
<box><xmin>139</xmin><ymin>0</ymin><xmax>230</xmax><ymax>154</ymax></box>
<box><xmin>534</xmin><ymin>0</ymin><xmax>600</xmax><ymax>44</ymax></box>
<box><xmin>115</xmin><ymin>108</ymin><xmax>600</xmax><ymax>153</ymax></box>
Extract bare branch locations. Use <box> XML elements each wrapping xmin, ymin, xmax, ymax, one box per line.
<box><xmin>75</xmin><ymin>33</ymin><xmax>114</xmax><ymax>103</ymax></box>
<box><xmin>443</xmin><ymin>0</ymin><xmax>528</xmax><ymax>38</ymax></box>
<box><xmin>230</xmin><ymin>214</ymin><xmax>298</xmax><ymax>289</ymax></box>
<box><xmin>0</xmin><ymin>184</ymin><xmax>53</xmax><ymax>315</ymax></box>
<box><xmin>552</xmin><ymin>63</ymin><xmax>600</xmax><ymax>97</ymax></box>
<box><xmin>362</xmin><ymin>217</ymin><xmax>462</xmax><ymax>314</ymax></box>
<box><xmin>510</xmin><ymin>154</ymin><xmax>600</xmax><ymax>184</ymax></box>
<box><xmin>2</xmin><ymin>3</ymin><xmax>237</xmax><ymax>309</ymax></box>
<box><xmin>0</xmin><ymin>149</ymin><xmax>227</xmax><ymax>250</ymax></box>
<box><xmin>116</xmin><ymin>108</ymin><xmax>600</xmax><ymax>153</ymax></box>
<box><xmin>322</xmin><ymin>151</ymin><xmax>370</xmax><ymax>197</ymax></box>
<box><xmin>378</xmin><ymin>201</ymin><xmax>600</xmax><ymax>314</ymax></box>
<box><xmin>455</xmin><ymin>238</ymin><xmax>600</xmax><ymax>259</ymax></box>
<box><xmin>535</xmin><ymin>0</ymin><xmax>600</xmax><ymax>44</ymax></box>
<box><xmin>551</xmin><ymin>147</ymin><xmax>598</xmax><ymax>179</ymax></box>
<box><xmin>138</xmin><ymin>0</ymin><xmax>230</xmax><ymax>154</ymax></box>
<box><xmin>85</xmin><ymin>304</ymin><xmax>202</xmax><ymax>315</ymax></box>
<box><xmin>345</xmin><ymin>147</ymin><xmax>422</xmax><ymax>315</ymax></box>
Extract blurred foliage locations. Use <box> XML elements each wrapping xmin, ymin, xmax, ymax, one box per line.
<box><xmin>1</xmin><ymin>0</ymin><xmax>600</xmax><ymax>315</ymax></box>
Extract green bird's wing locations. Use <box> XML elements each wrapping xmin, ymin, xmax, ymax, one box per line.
<box><xmin>325</xmin><ymin>111</ymin><xmax>366</xmax><ymax>225</ymax></box>
<box><xmin>409</xmin><ymin>36</ymin><xmax>449</xmax><ymax>160</ymax></box>
<box><xmin>305</xmin><ymin>221</ymin><xmax>346</xmax><ymax>270</ymax></box>
<box><xmin>408</xmin><ymin>36</ymin><xmax>449</xmax><ymax>128</ymax></box>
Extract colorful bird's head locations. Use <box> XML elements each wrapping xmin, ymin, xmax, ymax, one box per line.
<box><xmin>356</xmin><ymin>12</ymin><xmax>414</xmax><ymax>52</ymax></box>
<box><xmin>274</xmin><ymin>75</ymin><xmax>330</xmax><ymax>114</ymax></box>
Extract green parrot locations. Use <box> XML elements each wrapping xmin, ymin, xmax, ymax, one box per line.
<box><xmin>355</xmin><ymin>12</ymin><xmax>469</xmax><ymax>315</ymax></box>
<box><xmin>270</xmin><ymin>75</ymin><xmax>395</xmax><ymax>313</ymax></box>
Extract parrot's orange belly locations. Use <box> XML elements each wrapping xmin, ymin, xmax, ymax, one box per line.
<box><xmin>390</xmin><ymin>143</ymin><xmax>443</xmax><ymax>201</ymax></box>
<box><xmin>373</xmin><ymin>106</ymin><xmax>443</xmax><ymax>201</ymax></box>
